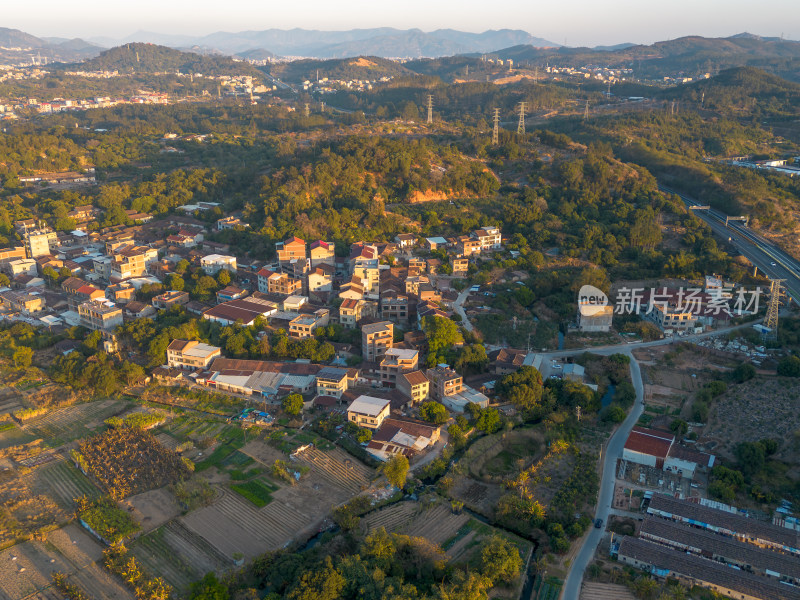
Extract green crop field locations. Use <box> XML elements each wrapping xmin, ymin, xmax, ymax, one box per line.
<box><xmin>230</xmin><ymin>479</ymin><xmax>278</xmax><ymax>507</ymax></box>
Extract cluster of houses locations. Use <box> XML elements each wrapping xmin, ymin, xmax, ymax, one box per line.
<box><xmin>0</xmin><ymin>212</ymin><xmax>507</xmax><ymax>461</ymax></box>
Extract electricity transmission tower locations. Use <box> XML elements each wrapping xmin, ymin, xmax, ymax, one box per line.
<box><xmin>517</xmin><ymin>102</ymin><xmax>526</xmax><ymax>134</ymax></box>
<box><xmin>764</xmin><ymin>279</ymin><xmax>785</xmax><ymax>339</ymax></box>
<box><xmin>583</xmin><ymin>100</ymin><xmax>589</xmax><ymax>120</ymax></box>
<box><xmin>304</xmin><ymin>103</ymin><xmax>310</xmax><ymax>117</ymax></box>
<box><xmin>492</xmin><ymin>108</ymin><xmax>500</xmax><ymax>145</ymax></box>
<box><xmin>426</xmin><ymin>95</ymin><xmax>434</xmax><ymax>124</ymax></box>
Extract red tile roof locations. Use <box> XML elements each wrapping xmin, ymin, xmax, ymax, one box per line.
<box><xmin>624</xmin><ymin>426</ymin><xmax>674</xmax><ymax>459</ymax></box>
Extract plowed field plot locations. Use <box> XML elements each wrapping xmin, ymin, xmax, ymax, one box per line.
<box><xmin>0</xmin><ymin>423</ymin><xmax>36</xmax><ymax>450</ymax></box>
<box><xmin>32</xmin><ymin>458</ymin><xmax>102</xmax><ymax>508</ymax></box>
<box><xmin>293</xmin><ymin>445</ymin><xmax>373</xmax><ymax>493</ymax></box>
<box><xmin>448</xmin><ymin>476</ymin><xmax>503</xmax><ymax>517</ymax></box>
<box><xmin>0</xmin><ymin>466</ymin><xmax>71</xmax><ymax>548</ymax></box>
<box><xmin>23</xmin><ymin>399</ymin><xmax>130</xmax><ymax>447</ymax></box>
<box><xmin>130</xmin><ymin>520</ymin><xmax>231</xmax><ymax>593</ymax></box>
<box><xmin>0</xmin><ymin>526</ymin><xmax>133</xmax><ymax>600</ymax></box>
<box><xmin>363</xmin><ymin>500</ymin><xmax>470</xmax><ymax>547</ymax></box>
<box><xmin>182</xmin><ymin>453</ymin><xmax>357</xmax><ymax>561</ymax></box>
<box><xmin>122</xmin><ymin>487</ymin><xmax>181</xmax><ymax>532</ymax></box>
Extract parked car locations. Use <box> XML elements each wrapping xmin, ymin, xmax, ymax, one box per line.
<box><xmin>594</xmin><ymin>518</ymin><xmax>603</xmax><ymax>529</ymax></box>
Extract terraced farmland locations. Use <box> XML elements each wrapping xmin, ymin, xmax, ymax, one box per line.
<box><xmin>294</xmin><ymin>446</ymin><xmax>373</xmax><ymax>494</ymax></box>
<box><xmin>401</xmin><ymin>503</ymin><xmax>470</xmax><ymax>545</ymax></box>
<box><xmin>130</xmin><ymin>520</ymin><xmax>230</xmax><ymax>592</ymax></box>
<box><xmin>362</xmin><ymin>500</ymin><xmax>470</xmax><ymax>546</ymax></box>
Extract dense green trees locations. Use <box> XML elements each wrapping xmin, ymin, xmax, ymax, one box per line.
<box><xmin>419</xmin><ymin>401</ymin><xmax>449</xmax><ymax>425</ymax></box>
<box><xmin>281</xmin><ymin>394</ymin><xmax>304</xmax><ymax>417</ymax></box>
<box><xmin>382</xmin><ymin>454</ymin><xmax>410</xmax><ymax>489</ymax></box>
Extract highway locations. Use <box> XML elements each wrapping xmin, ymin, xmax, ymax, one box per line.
<box><xmin>660</xmin><ymin>185</ymin><xmax>800</xmax><ymax>306</ymax></box>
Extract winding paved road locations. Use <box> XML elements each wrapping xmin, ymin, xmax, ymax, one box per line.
<box><xmin>560</xmin><ymin>349</ymin><xmax>644</xmax><ymax>600</ymax></box>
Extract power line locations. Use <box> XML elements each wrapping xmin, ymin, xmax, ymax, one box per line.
<box><xmin>517</xmin><ymin>101</ymin><xmax>526</xmax><ymax>135</ymax></box>
<box><xmin>492</xmin><ymin>108</ymin><xmax>500</xmax><ymax>146</ymax></box>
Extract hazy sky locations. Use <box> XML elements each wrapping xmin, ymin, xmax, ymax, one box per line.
<box><xmin>7</xmin><ymin>0</ymin><xmax>799</xmax><ymax>46</ymax></box>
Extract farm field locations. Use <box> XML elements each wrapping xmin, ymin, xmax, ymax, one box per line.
<box><xmin>0</xmin><ymin>524</ymin><xmax>133</xmax><ymax>600</ymax></box>
<box><xmin>0</xmin><ymin>424</ymin><xmax>36</xmax><ymax>450</ymax></box>
<box><xmin>363</xmin><ymin>498</ymin><xmax>471</xmax><ymax>547</ymax></box>
<box><xmin>179</xmin><ymin>444</ymin><xmax>368</xmax><ymax>560</ymax></box>
<box><xmin>362</xmin><ymin>497</ymin><xmax>532</xmax><ymax>576</ymax></box>
<box><xmin>704</xmin><ymin>377</ymin><xmax>800</xmax><ymax>461</ymax></box>
<box><xmin>579</xmin><ymin>582</ymin><xmax>636</xmax><ymax>600</ymax></box>
<box><xmin>130</xmin><ymin>520</ymin><xmax>231</xmax><ymax>593</ymax></box>
<box><xmin>22</xmin><ymin>399</ymin><xmax>132</xmax><ymax>447</ymax></box>
<box><xmin>122</xmin><ymin>487</ymin><xmax>182</xmax><ymax>533</ymax></box>
<box><xmin>33</xmin><ymin>458</ymin><xmax>102</xmax><ymax>508</ymax></box>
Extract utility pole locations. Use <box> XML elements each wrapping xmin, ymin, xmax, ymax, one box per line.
<box><xmin>517</xmin><ymin>101</ymin><xmax>526</xmax><ymax>135</ymax></box>
<box><xmin>492</xmin><ymin>108</ymin><xmax>500</xmax><ymax>145</ymax></box>
<box><xmin>764</xmin><ymin>279</ymin><xmax>785</xmax><ymax>339</ymax></box>
<box><xmin>426</xmin><ymin>95</ymin><xmax>434</xmax><ymax>125</ymax></box>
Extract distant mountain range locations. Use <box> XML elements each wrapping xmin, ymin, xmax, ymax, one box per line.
<box><xmin>2</xmin><ymin>25</ymin><xmax>800</xmax><ymax>84</ymax></box>
<box><xmin>0</xmin><ymin>27</ymin><xmax>102</xmax><ymax>62</ymax></box>
<box><xmin>87</xmin><ymin>28</ymin><xmax>558</xmax><ymax>59</ymax></box>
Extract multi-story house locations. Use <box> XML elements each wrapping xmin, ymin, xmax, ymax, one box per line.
<box><xmin>472</xmin><ymin>226</ymin><xmax>502</xmax><ymax>251</ymax></box>
<box><xmin>106</xmin><ymin>282</ymin><xmax>137</xmax><ymax>305</ymax></box>
<box><xmin>308</xmin><ymin>264</ymin><xmax>334</xmax><ymax>293</ymax></box>
<box><xmin>397</xmin><ymin>370</ymin><xmax>430</xmax><ymax>405</ymax></box>
<box><xmin>200</xmin><ymin>254</ymin><xmax>237</xmax><ymax>275</ymax></box>
<box><xmin>78</xmin><ymin>299</ymin><xmax>123</xmax><ymax>331</ymax></box>
<box><xmin>452</xmin><ymin>257</ymin><xmax>469</xmax><ymax>275</ymax></box>
<box><xmin>63</xmin><ymin>277</ymin><xmax>105</xmax><ymax>311</ymax></box>
<box><xmin>152</xmin><ymin>290</ymin><xmax>190</xmax><ymax>309</ymax></box>
<box><xmin>346</xmin><ymin>395</ymin><xmax>391</xmax><ymax>429</ymax></box>
<box><xmin>257</xmin><ymin>268</ymin><xmax>303</xmax><ymax>296</ymax></box>
<box><xmin>24</xmin><ymin>229</ymin><xmax>58</xmax><ymax>258</ymax></box>
<box><xmin>457</xmin><ymin>236</ymin><xmax>481</xmax><ymax>257</ymax></box>
<box><xmin>288</xmin><ymin>309</ymin><xmax>330</xmax><ymax>338</ymax></box>
<box><xmin>426</xmin><ymin>365</ymin><xmax>464</xmax><ymax>400</ymax></box>
<box><xmin>380</xmin><ymin>291</ymin><xmax>410</xmax><ymax>324</ymax></box>
<box><xmin>0</xmin><ymin>290</ymin><xmax>45</xmax><ymax>314</ymax></box>
<box><xmin>309</xmin><ymin>240</ymin><xmax>335</xmax><ymax>267</ymax></box>
<box><xmin>339</xmin><ymin>298</ymin><xmax>364</xmax><ymax>328</ymax></box>
<box><xmin>276</xmin><ymin>236</ymin><xmax>306</xmax><ymax>265</ymax></box>
<box><xmin>110</xmin><ymin>245</ymin><xmax>158</xmax><ymax>282</ymax></box>
<box><xmin>379</xmin><ymin>348</ymin><xmax>419</xmax><ymax>386</ymax></box>
<box><xmin>166</xmin><ymin>339</ymin><xmax>221</xmax><ymax>369</ymax></box>
<box><xmin>361</xmin><ymin>321</ymin><xmax>394</xmax><ymax>362</ymax></box>
<box><xmin>315</xmin><ymin>366</ymin><xmax>357</xmax><ymax>398</ymax></box>
<box><xmin>338</xmin><ymin>277</ymin><xmax>365</xmax><ymax>301</ymax></box>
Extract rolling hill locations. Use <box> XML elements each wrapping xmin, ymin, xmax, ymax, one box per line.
<box><xmin>61</xmin><ymin>43</ymin><xmax>261</xmax><ymax>77</ymax></box>
<box><xmin>486</xmin><ymin>34</ymin><xmax>800</xmax><ymax>82</ymax></box>
<box><xmin>659</xmin><ymin>67</ymin><xmax>800</xmax><ymax>114</ymax></box>
<box><xmin>268</xmin><ymin>56</ymin><xmax>415</xmax><ymax>83</ymax></box>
